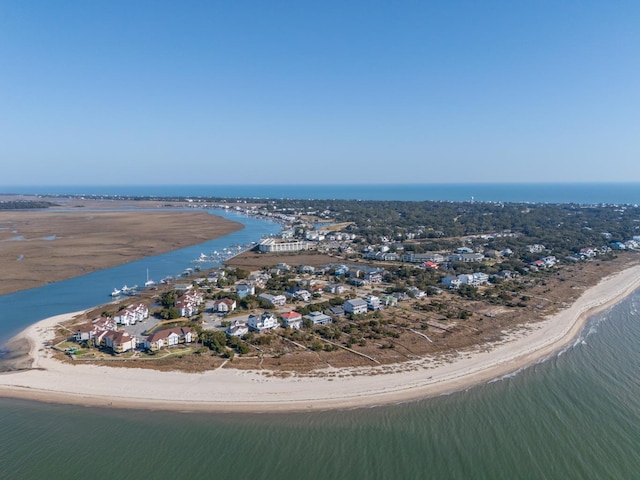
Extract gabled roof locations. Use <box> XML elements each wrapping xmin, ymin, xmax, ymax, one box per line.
<box><xmin>147</xmin><ymin>326</ymin><xmax>192</xmax><ymax>343</ymax></box>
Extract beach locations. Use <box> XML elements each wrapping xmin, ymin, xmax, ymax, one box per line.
<box><xmin>1</xmin><ymin>264</ymin><xmax>640</xmax><ymax>412</ymax></box>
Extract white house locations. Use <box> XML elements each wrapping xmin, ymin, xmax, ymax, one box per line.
<box><xmin>226</xmin><ymin>319</ymin><xmax>249</xmax><ymax>337</ymax></box>
<box><xmin>176</xmin><ymin>299</ymin><xmax>197</xmax><ymax>317</ymax></box>
<box><xmin>344</xmin><ymin>298</ymin><xmax>368</xmax><ymax>315</ymax></box>
<box><xmin>366</xmin><ymin>295</ymin><xmax>381</xmax><ymax>311</ymax></box>
<box><xmin>281</xmin><ymin>311</ymin><xmax>303</xmax><ymax>329</ymax></box>
<box><xmin>326</xmin><ymin>284</ymin><xmax>345</xmax><ymax>294</ymax></box>
<box><xmin>258</xmin><ymin>293</ymin><xmax>287</xmax><ymax>307</ymax></box>
<box><xmin>114</xmin><ymin>303</ymin><xmax>149</xmax><ymax>326</ymax></box>
<box><xmin>248</xmin><ymin>312</ymin><xmax>279</xmax><ymax>333</ymax></box>
<box><xmin>258</xmin><ymin>238</ymin><xmax>310</xmax><ymax>253</ymax></box>
<box><xmin>303</xmin><ymin>311</ymin><xmax>333</xmax><ymax>326</ymax></box>
<box><xmin>442</xmin><ymin>276</ymin><xmax>463</xmax><ymax>289</ymax></box>
<box><xmin>212</xmin><ymin>298</ymin><xmax>237</xmax><ymax>313</ymax></box>
<box><xmin>236</xmin><ymin>283</ymin><xmax>255</xmax><ymax>298</ymax></box>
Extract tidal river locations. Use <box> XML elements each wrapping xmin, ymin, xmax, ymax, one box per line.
<box><xmin>1</xmin><ymin>211</ymin><xmax>639</xmax><ymax>479</ymax></box>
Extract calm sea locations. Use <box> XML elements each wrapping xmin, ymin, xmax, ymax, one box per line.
<box><xmin>2</xmin><ymin>182</ymin><xmax>640</xmax><ymax>204</ymax></box>
<box><xmin>2</xmin><ymin>294</ymin><xmax>639</xmax><ymax>480</ymax></box>
<box><xmin>1</xmin><ymin>184</ymin><xmax>639</xmax><ymax>479</ymax></box>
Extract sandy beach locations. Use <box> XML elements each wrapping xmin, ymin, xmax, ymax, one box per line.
<box><xmin>1</xmin><ymin>265</ymin><xmax>639</xmax><ymax>412</ymax></box>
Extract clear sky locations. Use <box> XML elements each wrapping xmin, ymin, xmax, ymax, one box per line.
<box><xmin>1</xmin><ymin>1</ymin><xmax>639</xmax><ymax>185</ymax></box>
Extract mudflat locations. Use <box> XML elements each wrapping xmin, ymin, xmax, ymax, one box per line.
<box><xmin>0</xmin><ymin>207</ymin><xmax>242</xmax><ymax>295</ymax></box>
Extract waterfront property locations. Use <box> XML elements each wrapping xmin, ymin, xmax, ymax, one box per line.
<box><xmin>114</xmin><ymin>303</ymin><xmax>149</xmax><ymax>325</ymax></box>
<box><xmin>258</xmin><ymin>238</ymin><xmax>310</xmax><ymax>253</ymax></box>
<box><xmin>144</xmin><ymin>326</ymin><xmax>195</xmax><ymax>351</ymax></box>
<box><xmin>103</xmin><ymin>330</ymin><xmax>136</xmax><ymax>353</ymax></box>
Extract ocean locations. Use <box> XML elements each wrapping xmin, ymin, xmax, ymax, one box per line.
<box><xmin>2</xmin><ymin>182</ymin><xmax>640</xmax><ymax>204</ymax></box>
<box><xmin>2</xmin><ymin>294</ymin><xmax>639</xmax><ymax>479</ymax></box>
<box><xmin>1</xmin><ymin>184</ymin><xmax>640</xmax><ymax>479</ymax></box>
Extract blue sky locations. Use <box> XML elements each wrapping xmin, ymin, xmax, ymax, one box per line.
<box><xmin>1</xmin><ymin>1</ymin><xmax>639</xmax><ymax>185</ymax></box>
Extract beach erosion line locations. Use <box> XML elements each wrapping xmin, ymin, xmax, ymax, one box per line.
<box><xmin>1</xmin><ymin>266</ymin><xmax>640</xmax><ymax>412</ymax></box>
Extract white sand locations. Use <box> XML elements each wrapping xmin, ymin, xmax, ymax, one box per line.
<box><xmin>2</xmin><ymin>265</ymin><xmax>640</xmax><ymax>412</ymax></box>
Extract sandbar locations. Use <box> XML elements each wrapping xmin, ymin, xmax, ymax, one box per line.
<box><xmin>1</xmin><ymin>265</ymin><xmax>639</xmax><ymax>412</ymax></box>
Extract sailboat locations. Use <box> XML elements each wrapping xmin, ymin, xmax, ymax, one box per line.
<box><xmin>144</xmin><ymin>268</ymin><xmax>155</xmax><ymax>288</ymax></box>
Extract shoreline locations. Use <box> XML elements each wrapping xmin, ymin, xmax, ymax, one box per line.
<box><xmin>1</xmin><ymin>265</ymin><xmax>640</xmax><ymax>413</ymax></box>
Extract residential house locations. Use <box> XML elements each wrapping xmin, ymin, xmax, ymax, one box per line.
<box><xmin>226</xmin><ymin>319</ymin><xmax>249</xmax><ymax>337</ymax></box>
<box><xmin>380</xmin><ymin>295</ymin><xmax>398</xmax><ymax>307</ymax></box>
<box><xmin>236</xmin><ymin>283</ymin><xmax>255</xmax><ymax>298</ymax></box>
<box><xmin>74</xmin><ymin>324</ymin><xmax>95</xmax><ymax>343</ymax></box>
<box><xmin>333</xmin><ymin>265</ymin><xmax>349</xmax><ymax>276</ymax></box>
<box><xmin>173</xmin><ymin>283</ymin><xmax>193</xmax><ymax>293</ymax></box>
<box><xmin>258</xmin><ymin>293</ymin><xmax>287</xmax><ymax>307</ymax></box>
<box><xmin>366</xmin><ymin>295</ymin><xmax>381</xmax><ymax>311</ymax></box>
<box><xmin>526</xmin><ymin>244</ymin><xmax>546</xmax><ymax>254</ymax></box>
<box><xmin>248</xmin><ymin>312</ymin><xmax>279</xmax><ymax>333</ymax></box>
<box><xmin>407</xmin><ymin>286</ymin><xmax>426</xmax><ymax>298</ymax></box>
<box><xmin>303</xmin><ymin>311</ymin><xmax>333</xmax><ymax>326</ymax></box>
<box><xmin>458</xmin><ymin>272</ymin><xmax>489</xmax><ymax>286</ymax></box>
<box><xmin>179</xmin><ymin>290</ymin><xmax>204</xmax><ymax>306</ymax></box>
<box><xmin>258</xmin><ymin>238</ymin><xmax>309</xmax><ymax>252</ymax></box>
<box><xmin>145</xmin><ymin>327</ymin><xmax>194</xmax><ymax>351</ymax></box>
<box><xmin>448</xmin><ymin>253</ymin><xmax>484</xmax><ymax>263</ymax></box>
<box><xmin>326</xmin><ymin>284</ymin><xmax>345</xmax><ymax>294</ymax></box>
<box><xmin>442</xmin><ymin>276</ymin><xmax>463</xmax><ymax>289</ymax></box>
<box><xmin>212</xmin><ymin>298</ymin><xmax>237</xmax><ymax>314</ymax></box>
<box><xmin>392</xmin><ymin>292</ymin><xmax>410</xmax><ymax>302</ymax></box>
<box><xmin>176</xmin><ymin>299</ymin><xmax>197</xmax><ymax>317</ymax></box>
<box><xmin>75</xmin><ymin>316</ymin><xmax>117</xmax><ymax>343</ymax></box>
<box><xmin>324</xmin><ymin>306</ymin><xmax>345</xmax><ymax>318</ymax></box>
<box><xmin>281</xmin><ymin>311</ymin><xmax>303</xmax><ymax>329</ymax></box>
<box><xmin>285</xmin><ymin>287</ymin><xmax>311</xmax><ymax>302</ymax></box>
<box><xmin>103</xmin><ymin>331</ymin><xmax>137</xmax><ymax>354</ymax></box>
<box><xmin>344</xmin><ymin>298</ymin><xmax>368</xmax><ymax>315</ymax></box>
<box><xmin>364</xmin><ymin>270</ymin><xmax>384</xmax><ymax>284</ymax></box>
<box><xmin>114</xmin><ymin>303</ymin><xmax>149</xmax><ymax>326</ymax></box>
<box><xmin>402</xmin><ymin>253</ymin><xmax>445</xmax><ymax>264</ymax></box>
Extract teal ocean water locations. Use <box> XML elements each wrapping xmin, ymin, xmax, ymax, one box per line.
<box><xmin>3</xmin><ymin>182</ymin><xmax>640</xmax><ymax>204</ymax></box>
<box><xmin>1</xmin><ymin>293</ymin><xmax>639</xmax><ymax>479</ymax></box>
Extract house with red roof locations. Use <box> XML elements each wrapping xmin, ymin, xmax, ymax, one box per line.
<box><xmin>281</xmin><ymin>311</ymin><xmax>303</xmax><ymax>329</ymax></box>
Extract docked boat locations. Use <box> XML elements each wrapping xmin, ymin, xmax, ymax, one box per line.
<box><xmin>110</xmin><ymin>288</ymin><xmax>121</xmax><ymax>297</ymax></box>
<box><xmin>144</xmin><ymin>268</ymin><xmax>155</xmax><ymax>288</ymax></box>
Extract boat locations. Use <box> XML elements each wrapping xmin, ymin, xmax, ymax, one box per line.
<box><xmin>121</xmin><ymin>284</ymin><xmax>138</xmax><ymax>295</ymax></box>
<box><xmin>110</xmin><ymin>288</ymin><xmax>121</xmax><ymax>297</ymax></box>
<box><xmin>144</xmin><ymin>268</ymin><xmax>155</xmax><ymax>288</ymax></box>
<box><xmin>196</xmin><ymin>253</ymin><xmax>210</xmax><ymax>262</ymax></box>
